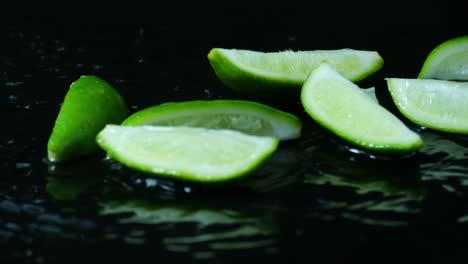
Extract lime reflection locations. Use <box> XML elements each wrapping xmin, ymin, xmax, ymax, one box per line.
<box><xmin>299</xmin><ymin>131</ymin><xmax>427</xmax><ymax>226</ymax></box>
<box><xmin>46</xmin><ymin>158</ymin><xmax>105</xmax><ymax>201</ymax></box>
<box><xmin>100</xmin><ymin>198</ymin><xmax>278</xmax><ymax>255</ymax></box>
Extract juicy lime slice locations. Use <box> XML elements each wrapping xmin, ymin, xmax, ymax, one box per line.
<box><xmin>301</xmin><ymin>63</ymin><xmax>423</xmax><ymax>154</ymax></box>
<box><xmin>207</xmin><ymin>48</ymin><xmax>383</xmax><ymax>94</ymax></box>
<box><xmin>387</xmin><ymin>78</ymin><xmax>468</xmax><ymax>134</ymax></box>
<box><xmin>418</xmin><ymin>35</ymin><xmax>468</xmax><ymax>80</ymax></box>
<box><xmin>96</xmin><ymin>125</ymin><xmax>279</xmax><ymax>183</ymax></box>
<box><xmin>122</xmin><ymin>99</ymin><xmax>301</xmax><ymax>140</ymax></box>
<box><xmin>47</xmin><ymin>76</ymin><xmax>129</xmax><ymax>162</ymax></box>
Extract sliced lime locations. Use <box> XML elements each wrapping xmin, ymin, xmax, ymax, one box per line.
<box><xmin>122</xmin><ymin>99</ymin><xmax>301</xmax><ymax>140</ymax></box>
<box><xmin>301</xmin><ymin>63</ymin><xmax>423</xmax><ymax>154</ymax></box>
<box><xmin>207</xmin><ymin>48</ymin><xmax>383</xmax><ymax>94</ymax></box>
<box><xmin>47</xmin><ymin>76</ymin><xmax>129</xmax><ymax>162</ymax></box>
<box><xmin>96</xmin><ymin>125</ymin><xmax>279</xmax><ymax>183</ymax></box>
<box><xmin>418</xmin><ymin>35</ymin><xmax>468</xmax><ymax>81</ymax></box>
<box><xmin>387</xmin><ymin>78</ymin><xmax>468</xmax><ymax>134</ymax></box>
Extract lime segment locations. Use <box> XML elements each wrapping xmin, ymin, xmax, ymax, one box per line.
<box><xmin>47</xmin><ymin>76</ymin><xmax>129</xmax><ymax>162</ymax></box>
<box><xmin>122</xmin><ymin>100</ymin><xmax>301</xmax><ymax>140</ymax></box>
<box><xmin>96</xmin><ymin>125</ymin><xmax>279</xmax><ymax>183</ymax></box>
<box><xmin>387</xmin><ymin>78</ymin><xmax>468</xmax><ymax>134</ymax></box>
<box><xmin>301</xmin><ymin>63</ymin><xmax>423</xmax><ymax>154</ymax></box>
<box><xmin>208</xmin><ymin>48</ymin><xmax>383</xmax><ymax>94</ymax></box>
<box><xmin>418</xmin><ymin>35</ymin><xmax>468</xmax><ymax>81</ymax></box>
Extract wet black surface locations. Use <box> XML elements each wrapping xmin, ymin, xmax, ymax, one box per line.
<box><xmin>1</xmin><ymin>3</ymin><xmax>468</xmax><ymax>263</ymax></box>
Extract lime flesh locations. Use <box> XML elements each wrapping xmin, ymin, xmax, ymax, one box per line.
<box><xmin>208</xmin><ymin>48</ymin><xmax>383</xmax><ymax>94</ymax></box>
<box><xmin>301</xmin><ymin>63</ymin><xmax>423</xmax><ymax>154</ymax></box>
<box><xmin>47</xmin><ymin>76</ymin><xmax>129</xmax><ymax>162</ymax></box>
<box><xmin>387</xmin><ymin>78</ymin><xmax>468</xmax><ymax>134</ymax></box>
<box><xmin>122</xmin><ymin>100</ymin><xmax>301</xmax><ymax>140</ymax></box>
<box><xmin>96</xmin><ymin>125</ymin><xmax>279</xmax><ymax>183</ymax></box>
<box><xmin>418</xmin><ymin>35</ymin><xmax>468</xmax><ymax>81</ymax></box>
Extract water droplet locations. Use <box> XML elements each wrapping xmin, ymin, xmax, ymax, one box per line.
<box><xmin>145</xmin><ymin>178</ymin><xmax>158</xmax><ymax>187</ymax></box>
<box><xmin>184</xmin><ymin>186</ymin><xmax>192</xmax><ymax>193</ymax></box>
<box><xmin>21</xmin><ymin>204</ymin><xmax>44</xmax><ymax>216</ymax></box>
<box><xmin>0</xmin><ymin>200</ymin><xmax>20</xmax><ymax>214</ymax></box>
<box><xmin>124</xmin><ymin>236</ymin><xmax>145</xmax><ymax>245</ymax></box>
<box><xmin>110</xmin><ymin>162</ymin><xmax>123</xmax><ymax>170</ymax></box>
<box><xmin>77</xmin><ymin>220</ymin><xmax>97</xmax><ymax>231</ymax></box>
<box><xmin>15</xmin><ymin>162</ymin><xmax>31</xmax><ymax>169</ymax></box>
<box><xmin>8</xmin><ymin>94</ymin><xmax>18</xmax><ymax>102</ymax></box>
<box><xmin>76</xmin><ymin>63</ymin><xmax>84</xmax><ymax>68</ymax></box>
<box><xmin>130</xmin><ymin>105</ymin><xmax>139</xmax><ymax>110</ymax></box>
<box><xmin>192</xmin><ymin>251</ymin><xmax>215</xmax><ymax>260</ymax></box>
<box><xmin>204</xmin><ymin>89</ymin><xmax>214</xmax><ymax>98</ymax></box>
<box><xmin>39</xmin><ymin>224</ymin><xmax>63</xmax><ymax>235</ymax></box>
<box><xmin>161</xmin><ymin>184</ymin><xmax>175</xmax><ymax>192</ymax></box>
<box><xmin>19</xmin><ymin>105</ymin><xmax>31</xmax><ymax>110</ymax></box>
<box><xmin>34</xmin><ymin>100</ymin><xmax>48</xmax><ymax>106</ymax></box>
<box><xmin>5</xmin><ymin>81</ymin><xmax>24</xmax><ymax>87</ymax></box>
<box><xmin>91</xmin><ymin>64</ymin><xmax>104</xmax><ymax>70</ymax></box>
<box><xmin>347</xmin><ymin>147</ymin><xmax>361</xmax><ymax>154</ymax></box>
<box><xmin>288</xmin><ymin>36</ymin><xmax>296</xmax><ymax>42</ymax></box>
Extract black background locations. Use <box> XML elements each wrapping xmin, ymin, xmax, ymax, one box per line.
<box><xmin>2</xmin><ymin>1</ymin><xmax>468</xmax><ymax>263</ymax></box>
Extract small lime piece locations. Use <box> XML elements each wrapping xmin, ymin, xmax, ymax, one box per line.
<box><xmin>418</xmin><ymin>35</ymin><xmax>468</xmax><ymax>81</ymax></box>
<box><xmin>301</xmin><ymin>63</ymin><xmax>423</xmax><ymax>154</ymax></box>
<box><xmin>122</xmin><ymin>99</ymin><xmax>301</xmax><ymax>140</ymax></box>
<box><xmin>96</xmin><ymin>125</ymin><xmax>279</xmax><ymax>183</ymax></box>
<box><xmin>47</xmin><ymin>76</ymin><xmax>129</xmax><ymax>162</ymax></box>
<box><xmin>207</xmin><ymin>48</ymin><xmax>383</xmax><ymax>94</ymax></box>
<box><xmin>387</xmin><ymin>78</ymin><xmax>468</xmax><ymax>134</ymax></box>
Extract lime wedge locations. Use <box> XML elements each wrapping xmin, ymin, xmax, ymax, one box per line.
<box><xmin>387</xmin><ymin>78</ymin><xmax>468</xmax><ymax>134</ymax></box>
<box><xmin>96</xmin><ymin>125</ymin><xmax>279</xmax><ymax>183</ymax></box>
<box><xmin>418</xmin><ymin>35</ymin><xmax>468</xmax><ymax>80</ymax></box>
<box><xmin>122</xmin><ymin>100</ymin><xmax>301</xmax><ymax>140</ymax></box>
<box><xmin>47</xmin><ymin>76</ymin><xmax>129</xmax><ymax>162</ymax></box>
<box><xmin>207</xmin><ymin>48</ymin><xmax>383</xmax><ymax>94</ymax></box>
<box><xmin>301</xmin><ymin>63</ymin><xmax>423</xmax><ymax>154</ymax></box>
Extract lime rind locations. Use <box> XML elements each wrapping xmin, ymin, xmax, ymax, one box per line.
<box><xmin>387</xmin><ymin>78</ymin><xmax>468</xmax><ymax>134</ymax></box>
<box><xmin>96</xmin><ymin>125</ymin><xmax>279</xmax><ymax>183</ymax></box>
<box><xmin>47</xmin><ymin>75</ymin><xmax>129</xmax><ymax>162</ymax></box>
<box><xmin>208</xmin><ymin>48</ymin><xmax>384</xmax><ymax>94</ymax></box>
<box><xmin>418</xmin><ymin>35</ymin><xmax>468</xmax><ymax>81</ymax></box>
<box><xmin>122</xmin><ymin>99</ymin><xmax>302</xmax><ymax>140</ymax></box>
<box><xmin>301</xmin><ymin>63</ymin><xmax>423</xmax><ymax>154</ymax></box>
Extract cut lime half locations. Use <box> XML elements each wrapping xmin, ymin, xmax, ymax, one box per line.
<box><xmin>208</xmin><ymin>48</ymin><xmax>383</xmax><ymax>94</ymax></box>
<box><xmin>387</xmin><ymin>78</ymin><xmax>468</xmax><ymax>134</ymax></box>
<box><xmin>122</xmin><ymin>100</ymin><xmax>301</xmax><ymax>140</ymax></box>
<box><xmin>96</xmin><ymin>125</ymin><xmax>279</xmax><ymax>183</ymax></box>
<box><xmin>301</xmin><ymin>63</ymin><xmax>423</xmax><ymax>154</ymax></box>
<box><xmin>47</xmin><ymin>76</ymin><xmax>129</xmax><ymax>162</ymax></box>
<box><xmin>418</xmin><ymin>35</ymin><xmax>468</xmax><ymax>81</ymax></box>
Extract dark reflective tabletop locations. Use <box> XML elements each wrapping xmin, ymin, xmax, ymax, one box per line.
<box><xmin>1</xmin><ymin>2</ymin><xmax>467</xmax><ymax>263</ymax></box>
